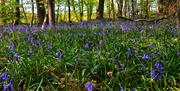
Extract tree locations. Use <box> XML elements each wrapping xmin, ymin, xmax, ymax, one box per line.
<box><xmin>47</xmin><ymin>0</ymin><xmax>55</xmax><ymax>27</ymax></box>
<box><xmin>131</xmin><ymin>0</ymin><xmax>136</xmax><ymax>18</ymax></box>
<box><xmin>96</xmin><ymin>0</ymin><xmax>105</xmax><ymax>19</ymax></box>
<box><xmin>14</xmin><ymin>0</ymin><xmax>20</xmax><ymax>25</ymax></box>
<box><xmin>67</xmin><ymin>0</ymin><xmax>71</xmax><ymax>22</ymax></box>
<box><xmin>36</xmin><ymin>0</ymin><xmax>45</xmax><ymax>25</ymax></box>
<box><xmin>116</xmin><ymin>0</ymin><xmax>123</xmax><ymax>17</ymax></box>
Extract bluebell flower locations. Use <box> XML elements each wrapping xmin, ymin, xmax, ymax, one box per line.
<box><xmin>120</xmin><ymin>87</ymin><xmax>124</xmax><ymax>91</ymax></box>
<box><xmin>99</xmin><ymin>40</ymin><xmax>104</xmax><ymax>46</ymax></box>
<box><xmin>9</xmin><ymin>79</ymin><xmax>15</xmax><ymax>91</ymax></box>
<box><xmin>10</xmin><ymin>43</ymin><xmax>14</xmax><ymax>51</ymax></box>
<box><xmin>126</xmin><ymin>48</ymin><xmax>132</xmax><ymax>57</ymax></box>
<box><xmin>84</xmin><ymin>82</ymin><xmax>93</xmax><ymax>91</ymax></box>
<box><xmin>151</xmin><ymin>69</ymin><xmax>157</xmax><ymax>79</ymax></box>
<box><xmin>151</xmin><ymin>61</ymin><xmax>165</xmax><ymax>81</ymax></box>
<box><xmin>155</xmin><ymin>62</ymin><xmax>165</xmax><ymax>73</ymax></box>
<box><xmin>3</xmin><ymin>83</ymin><xmax>10</xmax><ymax>91</ymax></box>
<box><xmin>56</xmin><ymin>50</ymin><xmax>62</xmax><ymax>61</ymax></box>
<box><xmin>14</xmin><ymin>53</ymin><xmax>20</xmax><ymax>61</ymax></box>
<box><xmin>0</xmin><ymin>72</ymin><xmax>8</xmax><ymax>81</ymax></box>
<box><xmin>3</xmin><ymin>79</ymin><xmax>15</xmax><ymax>91</ymax></box>
<box><xmin>85</xmin><ymin>43</ymin><xmax>89</xmax><ymax>49</ymax></box>
<box><xmin>142</xmin><ymin>53</ymin><xmax>156</xmax><ymax>60</ymax></box>
<box><xmin>168</xmin><ymin>29</ymin><xmax>177</xmax><ymax>34</ymax></box>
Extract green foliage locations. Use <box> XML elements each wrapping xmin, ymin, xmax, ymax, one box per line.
<box><xmin>0</xmin><ymin>21</ymin><xmax>179</xmax><ymax>90</ymax></box>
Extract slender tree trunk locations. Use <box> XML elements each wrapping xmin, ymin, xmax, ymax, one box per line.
<box><xmin>145</xmin><ymin>0</ymin><xmax>149</xmax><ymax>18</ymax></box>
<box><xmin>79</xmin><ymin>0</ymin><xmax>84</xmax><ymax>21</ymax></box>
<box><xmin>36</xmin><ymin>0</ymin><xmax>45</xmax><ymax>25</ymax></box>
<box><xmin>116</xmin><ymin>0</ymin><xmax>123</xmax><ymax>17</ymax></box>
<box><xmin>89</xmin><ymin>3</ymin><xmax>93</xmax><ymax>20</ymax></box>
<box><xmin>96</xmin><ymin>0</ymin><xmax>105</xmax><ymax>19</ymax></box>
<box><xmin>14</xmin><ymin>0</ymin><xmax>20</xmax><ymax>25</ymax></box>
<box><xmin>31</xmin><ymin>0</ymin><xmax>34</xmax><ymax>26</ymax></box>
<box><xmin>67</xmin><ymin>0</ymin><xmax>71</xmax><ymax>22</ymax></box>
<box><xmin>131</xmin><ymin>0</ymin><xmax>136</xmax><ymax>18</ymax></box>
<box><xmin>47</xmin><ymin>0</ymin><xmax>55</xmax><ymax>27</ymax></box>
<box><xmin>140</xmin><ymin>0</ymin><xmax>143</xmax><ymax>17</ymax></box>
<box><xmin>111</xmin><ymin>0</ymin><xmax>115</xmax><ymax>18</ymax></box>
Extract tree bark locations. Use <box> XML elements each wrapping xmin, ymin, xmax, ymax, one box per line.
<box><xmin>96</xmin><ymin>0</ymin><xmax>105</xmax><ymax>19</ymax></box>
<box><xmin>14</xmin><ymin>0</ymin><xmax>20</xmax><ymax>25</ymax></box>
<box><xmin>67</xmin><ymin>0</ymin><xmax>71</xmax><ymax>22</ymax></box>
<box><xmin>36</xmin><ymin>0</ymin><xmax>45</xmax><ymax>25</ymax></box>
<box><xmin>47</xmin><ymin>0</ymin><xmax>55</xmax><ymax>27</ymax></box>
<box><xmin>145</xmin><ymin>0</ymin><xmax>149</xmax><ymax>18</ymax></box>
<box><xmin>131</xmin><ymin>0</ymin><xmax>136</xmax><ymax>18</ymax></box>
<box><xmin>31</xmin><ymin>0</ymin><xmax>34</xmax><ymax>26</ymax></box>
<box><xmin>116</xmin><ymin>0</ymin><xmax>123</xmax><ymax>17</ymax></box>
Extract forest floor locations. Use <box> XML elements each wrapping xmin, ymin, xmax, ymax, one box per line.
<box><xmin>0</xmin><ymin>19</ymin><xmax>180</xmax><ymax>91</ymax></box>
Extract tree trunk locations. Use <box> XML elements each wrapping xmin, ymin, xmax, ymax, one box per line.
<box><xmin>116</xmin><ymin>0</ymin><xmax>123</xmax><ymax>17</ymax></box>
<box><xmin>145</xmin><ymin>0</ymin><xmax>149</xmax><ymax>18</ymax></box>
<box><xmin>68</xmin><ymin>0</ymin><xmax>71</xmax><ymax>22</ymax></box>
<box><xmin>36</xmin><ymin>0</ymin><xmax>45</xmax><ymax>25</ymax></box>
<box><xmin>131</xmin><ymin>0</ymin><xmax>136</xmax><ymax>18</ymax></box>
<box><xmin>79</xmin><ymin>0</ymin><xmax>84</xmax><ymax>21</ymax></box>
<box><xmin>14</xmin><ymin>0</ymin><xmax>20</xmax><ymax>25</ymax></box>
<box><xmin>47</xmin><ymin>0</ymin><xmax>55</xmax><ymax>27</ymax></box>
<box><xmin>140</xmin><ymin>0</ymin><xmax>144</xmax><ymax>17</ymax></box>
<box><xmin>31</xmin><ymin>0</ymin><xmax>34</xmax><ymax>26</ymax></box>
<box><xmin>96</xmin><ymin>0</ymin><xmax>105</xmax><ymax>19</ymax></box>
<box><xmin>111</xmin><ymin>0</ymin><xmax>115</xmax><ymax>18</ymax></box>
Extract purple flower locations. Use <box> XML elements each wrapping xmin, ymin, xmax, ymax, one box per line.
<box><xmin>3</xmin><ymin>79</ymin><xmax>15</xmax><ymax>91</ymax></box>
<box><xmin>120</xmin><ymin>87</ymin><xmax>124</xmax><ymax>91</ymax></box>
<box><xmin>14</xmin><ymin>53</ymin><xmax>20</xmax><ymax>61</ymax></box>
<box><xmin>151</xmin><ymin>69</ymin><xmax>157</xmax><ymax>79</ymax></box>
<box><xmin>0</xmin><ymin>72</ymin><xmax>8</xmax><ymax>81</ymax></box>
<box><xmin>84</xmin><ymin>82</ymin><xmax>93</xmax><ymax>91</ymax></box>
<box><xmin>56</xmin><ymin>50</ymin><xmax>62</xmax><ymax>61</ymax></box>
<box><xmin>99</xmin><ymin>40</ymin><xmax>104</xmax><ymax>46</ymax></box>
<box><xmin>151</xmin><ymin>61</ymin><xmax>165</xmax><ymax>81</ymax></box>
<box><xmin>9</xmin><ymin>79</ymin><xmax>15</xmax><ymax>91</ymax></box>
<box><xmin>155</xmin><ymin>62</ymin><xmax>165</xmax><ymax>73</ymax></box>
<box><xmin>142</xmin><ymin>53</ymin><xmax>156</xmax><ymax>60</ymax></box>
<box><xmin>10</xmin><ymin>43</ymin><xmax>14</xmax><ymax>51</ymax></box>
<box><xmin>3</xmin><ymin>83</ymin><xmax>10</xmax><ymax>91</ymax></box>
<box><xmin>126</xmin><ymin>48</ymin><xmax>132</xmax><ymax>57</ymax></box>
<box><xmin>157</xmin><ymin>75</ymin><xmax>161</xmax><ymax>81</ymax></box>
<box><xmin>85</xmin><ymin>43</ymin><xmax>89</xmax><ymax>49</ymax></box>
